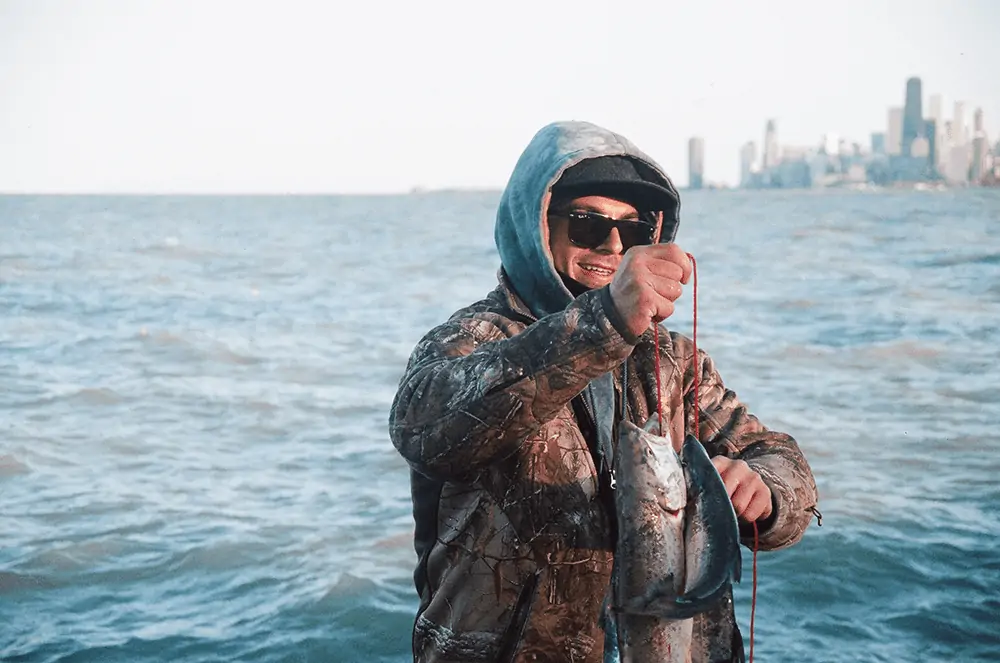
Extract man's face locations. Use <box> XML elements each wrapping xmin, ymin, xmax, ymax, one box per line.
<box><xmin>546</xmin><ymin>195</ymin><xmax>659</xmax><ymax>290</ymax></box>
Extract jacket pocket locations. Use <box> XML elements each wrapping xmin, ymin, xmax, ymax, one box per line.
<box><xmin>495</xmin><ymin>570</ymin><xmax>541</xmax><ymax>663</ymax></box>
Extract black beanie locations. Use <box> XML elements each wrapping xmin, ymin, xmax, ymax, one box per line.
<box><xmin>550</xmin><ymin>156</ymin><xmax>679</xmax><ymax>214</ymax></box>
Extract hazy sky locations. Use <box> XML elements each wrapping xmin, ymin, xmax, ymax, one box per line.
<box><xmin>2</xmin><ymin>0</ymin><xmax>998</xmax><ymax>193</ymax></box>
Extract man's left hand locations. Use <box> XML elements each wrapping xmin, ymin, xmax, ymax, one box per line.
<box><xmin>712</xmin><ymin>457</ymin><xmax>772</xmax><ymax>523</ymax></box>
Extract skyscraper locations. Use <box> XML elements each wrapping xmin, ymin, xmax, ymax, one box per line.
<box><xmin>953</xmin><ymin>102</ymin><xmax>966</xmax><ymax>146</ymax></box>
<box><xmin>763</xmin><ymin>120</ymin><xmax>779</xmax><ymax>168</ymax></box>
<box><xmin>688</xmin><ymin>137</ymin><xmax>705</xmax><ymax>190</ymax></box>
<box><xmin>739</xmin><ymin>141</ymin><xmax>757</xmax><ymax>187</ymax></box>
<box><xmin>871</xmin><ymin>132</ymin><xmax>886</xmax><ymax>155</ymax></box>
<box><xmin>903</xmin><ymin>77</ymin><xmax>923</xmax><ymax>156</ymax></box>
<box><xmin>887</xmin><ymin>108</ymin><xmax>903</xmax><ymax>156</ymax></box>
<box><xmin>927</xmin><ymin>92</ymin><xmax>945</xmax><ymax>173</ymax></box>
<box><xmin>925</xmin><ymin>120</ymin><xmax>938</xmax><ymax>172</ymax></box>
<box><xmin>928</xmin><ymin>93</ymin><xmax>943</xmax><ymax>123</ymax></box>
<box><xmin>972</xmin><ymin>108</ymin><xmax>987</xmax><ymax>183</ymax></box>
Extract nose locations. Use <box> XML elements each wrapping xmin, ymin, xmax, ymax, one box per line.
<box><xmin>595</xmin><ymin>227</ymin><xmax>625</xmax><ymax>255</ymax></box>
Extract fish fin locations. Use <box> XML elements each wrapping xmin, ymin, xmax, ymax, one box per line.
<box><xmin>620</xmin><ymin>574</ymin><xmax>683</xmax><ymax>616</ymax></box>
<box><xmin>678</xmin><ymin>434</ymin><xmax>742</xmax><ymax>608</ymax></box>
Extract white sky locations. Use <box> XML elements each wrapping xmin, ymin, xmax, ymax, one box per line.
<box><xmin>1</xmin><ymin>0</ymin><xmax>998</xmax><ymax>193</ymax></box>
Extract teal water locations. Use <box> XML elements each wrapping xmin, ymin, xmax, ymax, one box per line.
<box><xmin>2</xmin><ymin>190</ymin><xmax>999</xmax><ymax>662</ymax></box>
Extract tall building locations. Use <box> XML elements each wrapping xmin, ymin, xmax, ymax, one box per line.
<box><xmin>924</xmin><ymin>120</ymin><xmax>938</xmax><ymax>172</ymax></box>
<box><xmin>763</xmin><ymin>120</ymin><xmax>779</xmax><ymax>168</ymax></box>
<box><xmin>887</xmin><ymin>108</ymin><xmax>903</xmax><ymax>156</ymax></box>
<box><xmin>688</xmin><ymin>137</ymin><xmax>705</xmax><ymax>190</ymax></box>
<box><xmin>871</xmin><ymin>132</ymin><xmax>886</xmax><ymax>155</ymax></box>
<box><xmin>928</xmin><ymin>93</ymin><xmax>943</xmax><ymax>123</ymax></box>
<box><xmin>953</xmin><ymin>102</ymin><xmax>966</xmax><ymax>146</ymax></box>
<box><xmin>972</xmin><ymin>137</ymin><xmax>988</xmax><ymax>183</ymax></box>
<box><xmin>903</xmin><ymin>77</ymin><xmax>923</xmax><ymax>156</ymax></box>
<box><xmin>972</xmin><ymin>108</ymin><xmax>987</xmax><ymax>183</ymax></box>
<box><xmin>927</xmin><ymin>93</ymin><xmax>945</xmax><ymax>173</ymax></box>
<box><xmin>739</xmin><ymin>141</ymin><xmax>757</xmax><ymax>187</ymax></box>
<box><xmin>947</xmin><ymin>144</ymin><xmax>970</xmax><ymax>184</ymax></box>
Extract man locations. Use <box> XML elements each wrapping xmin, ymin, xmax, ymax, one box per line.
<box><xmin>389</xmin><ymin>121</ymin><xmax>819</xmax><ymax>663</ymax></box>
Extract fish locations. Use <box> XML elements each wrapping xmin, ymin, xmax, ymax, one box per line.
<box><xmin>608</xmin><ymin>413</ymin><xmax>743</xmax><ymax>663</ymax></box>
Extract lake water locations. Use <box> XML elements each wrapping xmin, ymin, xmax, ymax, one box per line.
<box><xmin>2</xmin><ymin>189</ymin><xmax>999</xmax><ymax>662</ymax></box>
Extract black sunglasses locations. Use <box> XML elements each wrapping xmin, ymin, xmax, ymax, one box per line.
<box><xmin>552</xmin><ymin>210</ymin><xmax>657</xmax><ymax>251</ymax></box>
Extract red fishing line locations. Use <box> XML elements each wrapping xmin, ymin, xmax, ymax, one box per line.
<box><xmin>651</xmin><ymin>253</ymin><xmax>759</xmax><ymax>662</ymax></box>
<box><xmin>750</xmin><ymin>519</ymin><xmax>759</xmax><ymax>663</ymax></box>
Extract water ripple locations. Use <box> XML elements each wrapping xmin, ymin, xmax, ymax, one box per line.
<box><xmin>1</xmin><ymin>191</ymin><xmax>998</xmax><ymax>662</ymax></box>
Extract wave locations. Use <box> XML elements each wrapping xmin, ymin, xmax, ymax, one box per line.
<box><xmin>135</xmin><ymin>238</ymin><xmax>220</xmax><ymax>261</ymax></box>
<box><xmin>72</xmin><ymin>387</ymin><xmax>126</xmax><ymax>406</ymax></box>
<box><xmin>138</xmin><ymin>329</ymin><xmax>260</xmax><ymax>366</ymax></box>
<box><xmin>920</xmin><ymin>252</ymin><xmax>1000</xmax><ymax>268</ymax></box>
<box><xmin>0</xmin><ymin>453</ymin><xmax>31</xmax><ymax>477</ymax></box>
<box><xmin>935</xmin><ymin>386</ymin><xmax>998</xmax><ymax>404</ymax></box>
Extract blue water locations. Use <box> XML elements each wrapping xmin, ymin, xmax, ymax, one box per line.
<box><xmin>2</xmin><ymin>190</ymin><xmax>999</xmax><ymax>662</ymax></box>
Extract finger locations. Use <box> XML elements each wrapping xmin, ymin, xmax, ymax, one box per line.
<box><xmin>650</xmin><ymin>300</ymin><xmax>675</xmax><ymax>324</ymax></box>
<box><xmin>656</xmin><ymin>243</ymin><xmax>693</xmax><ymax>284</ymax></box>
<box><xmin>730</xmin><ymin>481</ymin><xmax>756</xmax><ymax>517</ymax></box>
<box><xmin>643</xmin><ymin>257</ymin><xmax>685</xmax><ymax>282</ymax></box>
<box><xmin>742</xmin><ymin>489</ymin><xmax>773</xmax><ymax>522</ymax></box>
<box><xmin>639</xmin><ymin>243</ymin><xmax>691</xmax><ymax>278</ymax></box>
<box><xmin>718</xmin><ymin>467</ymin><xmax>742</xmax><ymax>500</ymax></box>
<box><xmin>680</xmin><ymin>252</ymin><xmax>695</xmax><ymax>284</ymax></box>
<box><xmin>711</xmin><ymin>456</ymin><xmax>732</xmax><ymax>474</ymax></box>
<box><xmin>643</xmin><ymin>274</ymin><xmax>683</xmax><ymax>302</ymax></box>
<box><xmin>623</xmin><ymin>244</ymin><xmax>683</xmax><ymax>280</ymax></box>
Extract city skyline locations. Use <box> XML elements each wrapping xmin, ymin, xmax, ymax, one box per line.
<box><xmin>687</xmin><ymin>75</ymin><xmax>997</xmax><ymax>190</ymax></box>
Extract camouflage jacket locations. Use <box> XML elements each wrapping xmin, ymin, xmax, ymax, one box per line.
<box><xmin>389</xmin><ymin>274</ymin><xmax>819</xmax><ymax>663</ymax></box>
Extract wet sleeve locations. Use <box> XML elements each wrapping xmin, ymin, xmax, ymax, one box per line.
<box><xmin>389</xmin><ymin>288</ymin><xmax>634</xmax><ymax>481</ymax></box>
<box><xmin>674</xmin><ymin>334</ymin><xmax>819</xmax><ymax>551</ymax></box>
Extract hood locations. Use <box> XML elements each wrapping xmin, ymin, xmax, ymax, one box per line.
<box><xmin>494</xmin><ymin>120</ymin><xmax>681</xmax><ymax>320</ymax></box>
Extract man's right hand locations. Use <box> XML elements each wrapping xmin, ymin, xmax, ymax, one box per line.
<box><xmin>608</xmin><ymin>244</ymin><xmax>693</xmax><ymax>340</ymax></box>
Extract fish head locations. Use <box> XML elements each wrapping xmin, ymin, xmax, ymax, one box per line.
<box><xmin>637</xmin><ymin>414</ymin><xmax>687</xmax><ymax>514</ymax></box>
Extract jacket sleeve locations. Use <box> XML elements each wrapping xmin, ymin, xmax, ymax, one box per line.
<box><xmin>389</xmin><ymin>288</ymin><xmax>634</xmax><ymax>481</ymax></box>
<box><xmin>671</xmin><ymin>332</ymin><xmax>819</xmax><ymax>551</ymax></box>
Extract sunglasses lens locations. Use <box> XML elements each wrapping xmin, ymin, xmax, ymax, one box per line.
<box><xmin>619</xmin><ymin>224</ymin><xmax>655</xmax><ymax>249</ymax></box>
<box><xmin>566</xmin><ymin>212</ymin><xmax>655</xmax><ymax>250</ymax></box>
<box><xmin>567</xmin><ymin>215</ymin><xmax>610</xmax><ymax>249</ymax></box>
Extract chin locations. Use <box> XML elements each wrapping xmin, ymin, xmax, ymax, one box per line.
<box><xmin>575</xmin><ymin>273</ymin><xmax>614</xmax><ymax>290</ymax></box>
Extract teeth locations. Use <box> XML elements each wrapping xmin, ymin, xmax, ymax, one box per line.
<box><xmin>582</xmin><ymin>265</ymin><xmax>613</xmax><ymax>275</ymax></box>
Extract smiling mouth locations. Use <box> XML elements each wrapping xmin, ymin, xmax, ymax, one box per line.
<box><xmin>580</xmin><ymin>264</ymin><xmax>615</xmax><ymax>277</ymax></box>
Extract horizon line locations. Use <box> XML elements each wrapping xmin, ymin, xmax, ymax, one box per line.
<box><xmin>0</xmin><ymin>185</ymin><xmax>725</xmax><ymax>197</ymax></box>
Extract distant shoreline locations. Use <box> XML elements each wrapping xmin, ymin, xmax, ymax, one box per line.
<box><xmin>1</xmin><ymin>183</ymin><xmax>997</xmax><ymax>197</ymax></box>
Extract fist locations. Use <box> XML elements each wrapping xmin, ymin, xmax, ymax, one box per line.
<box><xmin>711</xmin><ymin>457</ymin><xmax>773</xmax><ymax>523</ymax></box>
<box><xmin>608</xmin><ymin>243</ymin><xmax>692</xmax><ymax>339</ymax></box>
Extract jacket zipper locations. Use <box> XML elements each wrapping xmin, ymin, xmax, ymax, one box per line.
<box><xmin>579</xmin><ymin>396</ymin><xmax>616</xmax><ymax>491</ymax></box>
<box><xmin>496</xmin><ymin>570</ymin><xmax>541</xmax><ymax>663</ymax></box>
